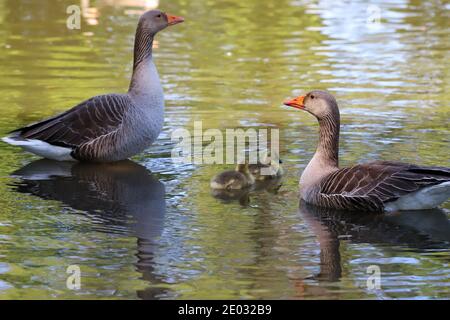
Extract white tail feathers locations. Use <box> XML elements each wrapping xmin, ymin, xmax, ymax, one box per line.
<box><xmin>2</xmin><ymin>136</ymin><xmax>76</xmax><ymax>161</ymax></box>
<box><xmin>385</xmin><ymin>181</ymin><xmax>450</xmax><ymax>212</ymax></box>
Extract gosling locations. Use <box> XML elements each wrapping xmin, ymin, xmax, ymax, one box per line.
<box><xmin>210</xmin><ymin>164</ymin><xmax>255</xmax><ymax>190</ymax></box>
<box><xmin>248</xmin><ymin>157</ymin><xmax>284</xmax><ymax>181</ymax></box>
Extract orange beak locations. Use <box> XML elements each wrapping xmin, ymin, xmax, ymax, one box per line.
<box><xmin>284</xmin><ymin>95</ymin><xmax>306</xmax><ymax>109</ymax></box>
<box><xmin>167</xmin><ymin>14</ymin><xmax>185</xmax><ymax>26</ymax></box>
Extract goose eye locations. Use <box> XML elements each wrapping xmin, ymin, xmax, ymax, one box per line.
<box><xmin>310</xmin><ymin>95</ymin><xmax>315</xmax><ymax>99</ymax></box>
<box><xmin>156</xmin><ymin>14</ymin><xmax>161</xmax><ymax>18</ymax></box>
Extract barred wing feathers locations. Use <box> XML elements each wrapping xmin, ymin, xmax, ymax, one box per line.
<box><xmin>316</xmin><ymin>161</ymin><xmax>450</xmax><ymax>211</ymax></box>
<box><xmin>10</xmin><ymin>94</ymin><xmax>131</xmax><ymax>160</ymax></box>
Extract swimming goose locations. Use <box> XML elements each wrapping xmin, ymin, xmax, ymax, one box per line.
<box><xmin>283</xmin><ymin>90</ymin><xmax>450</xmax><ymax>212</ymax></box>
<box><xmin>210</xmin><ymin>164</ymin><xmax>255</xmax><ymax>190</ymax></box>
<box><xmin>2</xmin><ymin>10</ymin><xmax>184</xmax><ymax>162</ymax></box>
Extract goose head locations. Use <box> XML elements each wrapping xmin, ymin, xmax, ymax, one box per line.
<box><xmin>138</xmin><ymin>9</ymin><xmax>184</xmax><ymax>35</ymax></box>
<box><xmin>284</xmin><ymin>90</ymin><xmax>339</xmax><ymax>120</ymax></box>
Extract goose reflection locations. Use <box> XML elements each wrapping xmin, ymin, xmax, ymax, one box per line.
<box><xmin>299</xmin><ymin>201</ymin><xmax>450</xmax><ymax>284</ymax></box>
<box><xmin>11</xmin><ymin>159</ymin><xmax>168</xmax><ymax>299</ymax></box>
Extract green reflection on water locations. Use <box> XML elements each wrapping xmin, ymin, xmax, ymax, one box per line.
<box><xmin>0</xmin><ymin>0</ymin><xmax>448</xmax><ymax>299</ymax></box>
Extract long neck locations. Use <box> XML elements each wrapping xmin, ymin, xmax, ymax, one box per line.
<box><xmin>300</xmin><ymin>111</ymin><xmax>340</xmax><ymax>190</ymax></box>
<box><xmin>316</xmin><ymin>113</ymin><xmax>340</xmax><ymax>168</ymax></box>
<box><xmin>129</xmin><ymin>24</ymin><xmax>154</xmax><ymax>93</ymax></box>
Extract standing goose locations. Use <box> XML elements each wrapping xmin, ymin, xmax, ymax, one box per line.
<box><xmin>2</xmin><ymin>10</ymin><xmax>184</xmax><ymax>162</ymax></box>
<box><xmin>283</xmin><ymin>90</ymin><xmax>450</xmax><ymax>212</ymax></box>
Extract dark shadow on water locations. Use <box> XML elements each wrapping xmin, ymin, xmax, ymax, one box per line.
<box><xmin>299</xmin><ymin>200</ymin><xmax>450</xmax><ymax>283</ymax></box>
<box><xmin>10</xmin><ymin>159</ymin><xmax>170</xmax><ymax>299</ymax></box>
<box><xmin>211</xmin><ymin>188</ymin><xmax>251</xmax><ymax>206</ymax></box>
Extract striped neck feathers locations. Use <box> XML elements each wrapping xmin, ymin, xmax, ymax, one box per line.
<box><xmin>129</xmin><ymin>24</ymin><xmax>154</xmax><ymax>92</ymax></box>
<box><xmin>316</xmin><ymin>111</ymin><xmax>340</xmax><ymax>169</ymax></box>
<box><xmin>300</xmin><ymin>111</ymin><xmax>340</xmax><ymax>189</ymax></box>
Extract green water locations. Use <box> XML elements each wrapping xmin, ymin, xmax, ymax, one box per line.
<box><xmin>0</xmin><ymin>0</ymin><xmax>449</xmax><ymax>299</ymax></box>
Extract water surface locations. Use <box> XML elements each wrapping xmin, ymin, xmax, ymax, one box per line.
<box><xmin>0</xmin><ymin>0</ymin><xmax>449</xmax><ymax>299</ymax></box>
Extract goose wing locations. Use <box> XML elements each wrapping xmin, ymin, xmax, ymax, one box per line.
<box><xmin>317</xmin><ymin>161</ymin><xmax>450</xmax><ymax>211</ymax></box>
<box><xmin>10</xmin><ymin>94</ymin><xmax>131</xmax><ymax>149</ymax></box>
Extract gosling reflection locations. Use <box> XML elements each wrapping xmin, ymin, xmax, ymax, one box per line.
<box><xmin>211</xmin><ymin>176</ymin><xmax>283</xmax><ymax>207</ymax></box>
<box><xmin>11</xmin><ymin>159</ymin><xmax>168</xmax><ymax>299</ymax></box>
<box><xmin>211</xmin><ymin>188</ymin><xmax>251</xmax><ymax>206</ymax></box>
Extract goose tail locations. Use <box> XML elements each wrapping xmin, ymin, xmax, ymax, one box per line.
<box><xmin>2</xmin><ymin>134</ymin><xmax>76</xmax><ymax>162</ymax></box>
